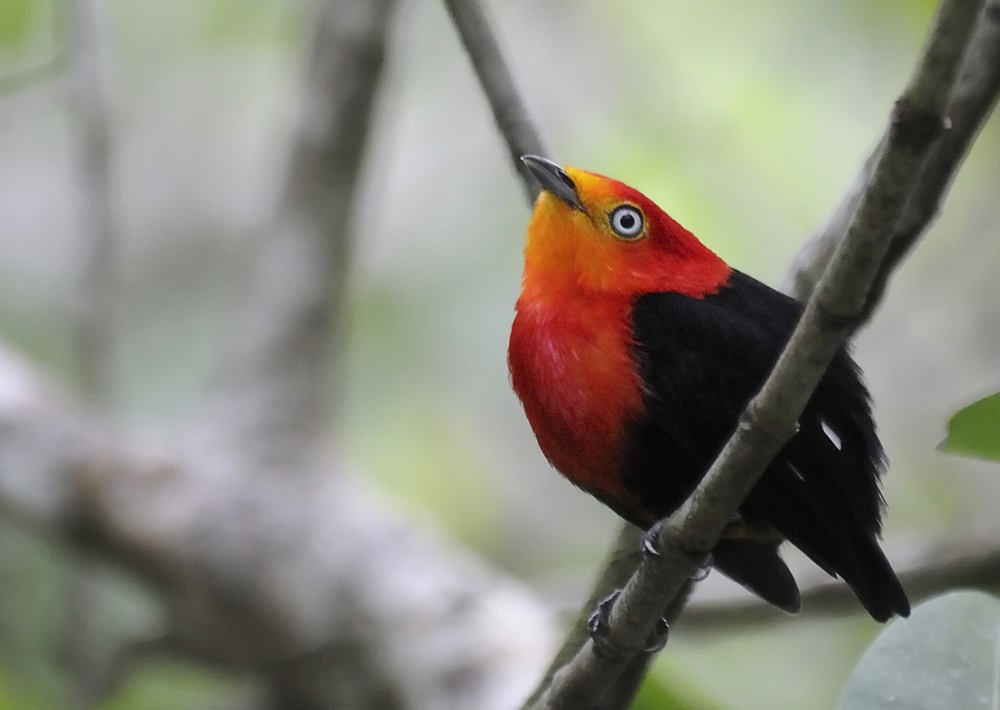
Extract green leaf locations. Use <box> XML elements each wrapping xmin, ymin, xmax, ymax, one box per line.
<box><xmin>838</xmin><ymin>590</ymin><xmax>1000</xmax><ymax>710</ymax></box>
<box><xmin>942</xmin><ymin>391</ymin><xmax>1000</xmax><ymax>461</ymax></box>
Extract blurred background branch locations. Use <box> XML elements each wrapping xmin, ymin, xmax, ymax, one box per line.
<box><xmin>68</xmin><ymin>0</ymin><xmax>115</xmax><ymax>404</ymax></box>
<box><xmin>208</xmin><ymin>0</ymin><xmax>395</xmax><ymax>457</ymax></box>
<box><xmin>0</xmin><ymin>52</ymin><xmax>64</xmax><ymax>99</ymax></box>
<box><xmin>63</xmin><ymin>0</ymin><xmax>118</xmax><ymax>704</ymax></box>
<box><xmin>0</xmin><ymin>0</ymin><xmax>555</xmax><ymax>708</ymax></box>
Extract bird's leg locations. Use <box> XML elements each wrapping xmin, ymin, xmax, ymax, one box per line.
<box><xmin>721</xmin><ymin>516</ymin><xmax>784</xmax><ymax>544</ymax></box>
<box><xmin>587</xmin><ymin>589</ymin><xmax>671</xmax><ymax>659</ymax></box>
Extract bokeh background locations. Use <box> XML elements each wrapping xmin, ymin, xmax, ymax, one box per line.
<box><xmin>1</xmin><ymin>0</ymin><xmax>999</xmax><ymax>708</ymax></box>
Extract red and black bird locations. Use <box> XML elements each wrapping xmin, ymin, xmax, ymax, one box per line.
<box><xmin>509</xmin><ymin>155</ymin><xmax>909</xmax><ymax>621</ymax></box>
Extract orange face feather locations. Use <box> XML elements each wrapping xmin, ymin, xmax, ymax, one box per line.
<box><xmin>508</xmin><ymin>164</ymin><xmax>731</xmax><ymax>508</ymax></box>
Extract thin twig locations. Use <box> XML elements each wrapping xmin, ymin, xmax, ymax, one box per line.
<box><xmin>591</xmin><ymin>580</ymin><xmax>695</xmax><ymax>710</ymax></box>
<box><xmin>782</xmin><ymin>146</ymin><xmax>881</xmax><ymax>299</ymax></box>
<box><xmin>441</xmin><ymin>5</ymin><xmax>660</xmax><ymax>707</ymax></box>
<box><xmin>530</xmin><ymin>1</ymin><xmax>986</xmax><ymax>707</ymax></box>
<box><xmin>443</xmin><ymin>0</ymin><xmax>549</xmax><ymax>202</ymax></box>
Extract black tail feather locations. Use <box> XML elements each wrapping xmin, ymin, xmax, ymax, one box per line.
<box><xmin>712</xmin><ymin>539</ymin><xmax>801</xmax><ymax>614</ymax></box>
<box><xmin>838</xmin><ymin>533</ymin><xmax>910</xmax><ymax>622</ymax></box>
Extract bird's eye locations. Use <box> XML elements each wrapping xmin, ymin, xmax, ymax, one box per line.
<box><xmin>609</xmin><ymin>205</ymin><xmax>644</xmax><ymax>239</ymax></box>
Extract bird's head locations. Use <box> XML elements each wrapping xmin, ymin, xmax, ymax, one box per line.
<box><xmin>520</xmin><ymin>155</ymin><xmax>730</xmax><ymax>299</ymax></box>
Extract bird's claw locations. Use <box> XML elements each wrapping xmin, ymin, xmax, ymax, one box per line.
<box><xmin>644</xmin><ymin>617</ymin><xmax>670</xmax><ymax>653</ymax></box>
<box><xmin>641</xmin><ymin>520</ymin><xmax>665</xmax><ymax>558</ymax></box>
<box><xmin>690</xmin><ymin>555</ymin><xmax>714</xmax><ymax>581</ymax></box>
<box><xmin>587</xmin><ymin>590</ymin><xmax>622</xmax><ymax>660</ymax></box>
<box><xmin>587</xmin><ymin>589</ymin><xmax>672</xmax><ymax>658</ymax></box>
<box><xmin>643</xmin><ymin>521</ymin><xmax>714</xmax><ymax>581</ymax></box>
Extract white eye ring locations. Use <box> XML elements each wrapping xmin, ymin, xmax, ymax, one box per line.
<box><xmin>609</xmin><ymin>205</ymin><xmax>644</xmax><ymax>239</ymax></box>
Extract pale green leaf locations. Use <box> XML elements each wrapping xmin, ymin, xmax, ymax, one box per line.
<box><xmin>839</xmin><ymin>590</ymin><xmax>1000</xmax><ymax>710</ymax></box>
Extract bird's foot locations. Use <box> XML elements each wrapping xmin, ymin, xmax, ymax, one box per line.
<box><xmin>690</xmin><ymin>557</ymin><xmax>713</xmax><ymax>581</ymax></box>
<box><xmin>587</xmin><ymin>590</ymin><xmax>622</xmax><ymax>660</ymax></box>
<box><xmin>587</xmin><ymin>589</ymin><xmax>671</xmax><ymax>659</ymax></box>
<box><xmin>640</xmin><ymin>520</ymin><xmax>665</xmax><ymax>558</ymax></box>
<box><xmin>641</xmin><ymin>521</ymin><xmax>713</xmax><ymax>580</ymax></box>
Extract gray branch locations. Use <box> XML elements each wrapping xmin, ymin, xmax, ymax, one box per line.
<box><xmin>208</xmin><ymin>0</ymin><xmax>397</xmax><ymax>464</ymax></box>
<box><xmin>529</xmin><ymin>1</ymin><xmax>989</xmax><ymax>707</ymax></box>
<box><xmin>443</xmin><ymin>0</ymin><xmax>549</xmax><ymax>202</ymax></box>
<box><xmin>0</xmin><ymin>344</ymin><xmax>553</xmax><ymax>710</ymax></box>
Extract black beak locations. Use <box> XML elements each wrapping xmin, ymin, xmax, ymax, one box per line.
<box><xmin>521</xmin><ymin>155</ymin><xmax>584</xmax><ymax>211</ymax></box>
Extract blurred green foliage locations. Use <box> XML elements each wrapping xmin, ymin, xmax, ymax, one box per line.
<box><xmin>633</xmin><ymin>666</ymin><xmax>724</xmax><ymax>710</ymax></box>
<box><xmin>95</xmin><ymin>662</ymin><xmax>259</xmax><ymax>710</ymax></box>
<box><xmin>0</xmin><ymin>0</ymin><xmax>56</xmax><ymax>84</ymax></box>
<box><xmin>0</xmin><ymin>0</ymin><xmax>35</xmax><ymax>50</ymax></box>
<box><xmin>942</xmin><ymin>392</ymin><xmax>1000</xmax><ymax>462</ymax></box>
<box><xmin>0</xmin><ymin>0</ymin><xmax>998</xmax><ymax>708</ymax></box>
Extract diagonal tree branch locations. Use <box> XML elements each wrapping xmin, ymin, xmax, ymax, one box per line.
<box><xmin>442</xmin><ymin>0</ymin><xmax>549</xmax><ymax>202</ymax></box>
<box><xmin>0</xmin><ymin>341</ymin><xmax>555</xmax><ymax>710</ymax></box>
<box><xmin>785</xmin><ymin>0</ymin><xmax>1000</xmax><ymax>303</ymax></box>
<box><xmin>530</xmin><ymin>1</ymin><xmax>987</xmax><ymax>707</ymax></box>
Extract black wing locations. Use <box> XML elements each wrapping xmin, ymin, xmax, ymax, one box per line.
<box><xmin>626</xmin><ymin>270</ymin><xmax>908</xmax><ymax>621</ymax></box>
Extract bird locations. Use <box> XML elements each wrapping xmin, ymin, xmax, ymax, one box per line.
<box><xmin>508</xmin><ymin>155</ymin><xmax>909</xmax><ymax>622</ymax></box>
